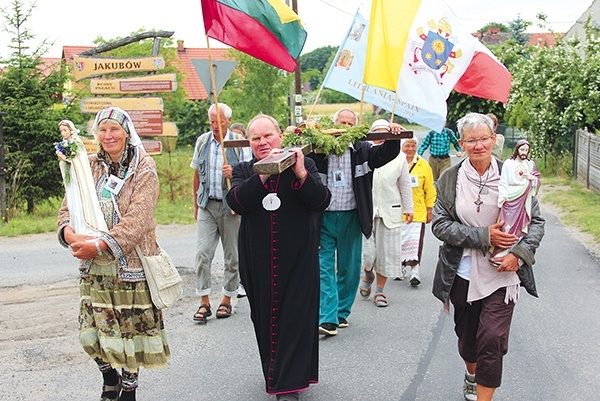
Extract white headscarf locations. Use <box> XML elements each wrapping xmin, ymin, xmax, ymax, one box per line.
<box><xmin>91</xmin><ymin>107</ymin><xmax>142</xmax><ymax>147</ymax></box>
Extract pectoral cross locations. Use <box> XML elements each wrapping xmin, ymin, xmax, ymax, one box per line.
<box><xmin>474</xmin><ymin>197</ymin><xmax>483</xmax><ymax>212</ymax></box>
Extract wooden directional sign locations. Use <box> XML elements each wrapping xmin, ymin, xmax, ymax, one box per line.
<box><xmin>128</xmin><ymin>110</ymin><xmax>163</xmax><ymax>135</ymax></box>
<box><xmin>80</xmin><ymin>97</ymin><xmax>164</xmax><ymax>114</ymax></box>
<box><xmin>81</xmin><ymin>137</ymin><xmax>99</xmax><ymax>154</ymax></box>
<box><xmin>142</xmin><ymin>140</ymin><xmax>162</xmax><ymax>155</ymax></box>
<box><xmin>72</xmin><ymin>55</ymin><xmax>165</xmax><ymax>81</ymax></box>
<box><xmin>90</xmin><ymin>73</ymin><xmax>177</xmax><ymax>94</ymax></box>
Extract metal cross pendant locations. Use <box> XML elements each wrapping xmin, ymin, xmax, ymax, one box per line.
<box><xmin>474</xmin><ymin>197</ymin><xmax>483</xmax><ymax>212</ymax></box>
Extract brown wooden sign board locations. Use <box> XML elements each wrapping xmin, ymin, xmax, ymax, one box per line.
<box><xmin>142</xmin><ymin>140</ymin><xmax>163</xmax><ymax>155</ymax></box>
<box><xmin>128</xmin><ymin>110</ymin><xmax>163</xmax><ymax>136</ymax></box>
<box><xmin>72</xmin><ymin>55</ymin><xmax>165</xmax><ymax>81</ymax></box>
<box><xmin>80</xmin><ymin>97</ymin><xmax>164</xmax><ymax>114</ymax></box>
<box><xmin>85</xmin><ymin>110</ymin><xmax>164</xmax><ymax>136</ymax></box>
<box><xmin>90</xmin><ymin>73</ymin><xmax>177</xmax><ymax>94</ymax></box>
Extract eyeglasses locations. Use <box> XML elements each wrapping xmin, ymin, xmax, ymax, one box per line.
<box><xmin>462</xmin><ymin>136</ymin><xmax>494</xmax><ymax>146</ymax></box>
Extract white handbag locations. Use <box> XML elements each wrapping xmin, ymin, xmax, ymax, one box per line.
<box><xmin>135</xmin><ymin>245</ymin><xmax>183</xmax><ymax>309</ymax></box>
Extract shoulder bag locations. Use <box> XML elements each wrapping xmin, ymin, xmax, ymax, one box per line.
<box><xmin>135</xmin><ymin>245</ymin><xmax>183</xmax><ymax>309</ymax></box>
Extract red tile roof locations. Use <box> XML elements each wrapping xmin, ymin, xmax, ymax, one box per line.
<box><xmin>60</xmin><ymin>43</ymin><xmax>231</xmax><ymax>100</ymax></box>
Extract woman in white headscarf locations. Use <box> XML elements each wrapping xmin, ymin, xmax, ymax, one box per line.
<box><xmin>57</xmin><ymin>107</ymin><xmax>170</xmax><ymax>401</ymax></box>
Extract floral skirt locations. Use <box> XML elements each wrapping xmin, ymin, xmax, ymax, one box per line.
<box><xmin>79</xmin><ymin>262</ymin><xmax>171</xmax><ymax>372</ymax></box>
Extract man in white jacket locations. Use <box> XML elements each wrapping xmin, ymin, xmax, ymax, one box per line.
<box><xmin>359</xmin><ymin>119</ymin><xmax>414</xmax><ymax>307</ymax></box>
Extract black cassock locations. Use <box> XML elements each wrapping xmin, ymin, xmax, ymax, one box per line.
<box><xmin>227</xmin><ymin>157</ymin><xmax>331</xmax><ymax>395</ymax></box>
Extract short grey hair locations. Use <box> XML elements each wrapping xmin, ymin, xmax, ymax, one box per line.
<box><xmin>456</xmin><ymin>113</ymin><xmax>494</xmax><ymax>139</ymax></box>
<box><xmin>333</xmin><ymin>108</ymin><xmax>357</xmax><ymax>126</ymax></box>
<box><xmin>208</xmin><ymin>103</ymin><xmax>232</xmax><ymax>119</ymax></box>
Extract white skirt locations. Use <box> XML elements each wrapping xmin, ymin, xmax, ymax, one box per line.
<box><xmin>361</xmin><ymin>217</ymin><xmax>403</xmax><ymax>278</ymax></box>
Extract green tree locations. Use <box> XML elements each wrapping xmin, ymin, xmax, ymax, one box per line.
<box><xmin>219</xmin><ymin>50</ymin><xmax>293</xmax><ymax>126</ymax></box>
<box><xmin>300</xmin><ymin>45</ymin><xmax>337</xmax><ymax>90</ymax></box>
<box><xmin>508</xmin><ymin>15</ymin><xmax>531</xmax><ymax>46</ymax></box>
<box><xmin>506</xmin><ymin>32</ymin><xmax>588</xmax><ymax>158</ymax></box>
<box><xmin>0</xmin><ymin>0</ymin><xmax>71</xmax><ymax>214</ymax></box>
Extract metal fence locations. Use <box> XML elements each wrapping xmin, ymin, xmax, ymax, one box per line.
<box><xmin>575</xmin><ymin>129</ymin><xmax>600</xmax><ymax>194</ymax></box>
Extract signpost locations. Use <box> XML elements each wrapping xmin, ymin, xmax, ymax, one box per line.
<box><xmin>80</xmin><ymin>97</ymin><xmax>164</xmax><ymax>113</ymax></box>
<box><xmin>191</xmin><ymin>59</ymin><xmax>237</xmax><ymax>99</ymax></box>
<box><xmin>72</xmin><ymin>55</ymin><xmax>165</xmax><ymax>81</ymax></box>
<box><xmin>90</xmin><ymin>73</ymin><xmax>177</xmax><ymax>94</ymax></box>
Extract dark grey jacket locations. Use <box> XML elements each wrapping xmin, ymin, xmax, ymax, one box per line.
<box><xmin>431</xmin><ymin>159</ymin><xmax>545</xmax><ymax>303</ymax></box>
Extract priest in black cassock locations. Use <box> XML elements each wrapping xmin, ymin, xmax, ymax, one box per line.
<box><xmin>226</xmin><ymin>114</ymin><xmax>331</xmax><ymax>401</ymax></box>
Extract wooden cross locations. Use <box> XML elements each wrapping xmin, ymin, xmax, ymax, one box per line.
<box><xmin>222</xmin><ymin>130</ymin><xmax>414</xmax><ymax>175</ymax></box>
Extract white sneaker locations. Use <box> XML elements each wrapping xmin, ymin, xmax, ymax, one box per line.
<box><xmin>237</xmin><ymin>284</ymin><xmax>247</xmax><ymax>298</ymax></box>
<box><xmin>463</xmin><ymin>371</ymin><xmax>477</xmax><ymax>401</ymax></box>
<box><xmin>409</xmin><ymin>271</ymin><xmax>421</xmax><ymax>287</ymax></box>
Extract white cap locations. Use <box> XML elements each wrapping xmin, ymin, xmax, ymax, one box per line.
<box><xmin>370</xmin><ymin>119</ymin><xmax>390</xmax><ymax>131</ymax></box>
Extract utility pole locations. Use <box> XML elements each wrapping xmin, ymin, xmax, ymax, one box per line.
<box><xmin>0</xmin><ymin>112</ymin><xmax>7</xmax><ymax>223</ymax></box>
<box><xmin>290</xmin><ymin>0</ymin><xmax>303</xmax><ymax>126</ymax></box>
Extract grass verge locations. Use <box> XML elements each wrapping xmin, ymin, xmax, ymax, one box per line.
<box><xmin>541</xmin><ymin>176</ymin><xmax>600</xmax><ymax>244</ymax></box>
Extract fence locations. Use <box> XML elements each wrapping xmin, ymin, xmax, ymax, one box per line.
<box><xmin>575</xmin><ymin>129</ymin><xmax>600</xmax><ymax>194</ymax></box>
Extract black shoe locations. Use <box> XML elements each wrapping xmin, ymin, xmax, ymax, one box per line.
<box><xmin>318</xmin><ymin>323</ymin><xmax>338</xmax><ymax>336</ymax></box>
<box><xmin>338</xmin><ymin>317</ymin><xmax>349</xmax><ymax>328</ymax></box>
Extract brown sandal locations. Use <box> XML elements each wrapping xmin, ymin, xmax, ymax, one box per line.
<box><xmin>216</xmin><ymin>303</ymin><xmax>233</xmax><ymax>319</ymax></box>
<box><xmin>193</xmin><ymin>304</ymin><xmax>212</xmax><ymax>323</ymax></box>
<box><xmin>374</xmin><ymin>292</ymin><xmax>388</xmax><ymax>307</ymax></box>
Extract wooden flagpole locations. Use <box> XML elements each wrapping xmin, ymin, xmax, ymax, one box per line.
<box><xmin>390</xmin><ymin>92</ymin><xmax>398</xmax><ymax>124</ymax></box>
<box><xmin>205</xmin><ymin>35</ymin><xmax>231</xmax><ymax>190</ymax></box>
<box><xmin>306</xmin><ymin>86</ymin><xmax>324</xmax><ymax>121</ymax></box>
<box><xmin>358</xmin><ymin>86</ymin><xmax>366</xmax><ymax>126</ymax></box>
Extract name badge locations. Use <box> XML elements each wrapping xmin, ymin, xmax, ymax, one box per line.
<box><xmin>105</xmin><ymin>174</ymin><xmax>125</xmax><ymax>195</ymax></box>
<box><xmin>333</xmin><ymin>170</ymin><xmax>346</xmax><ymax>188</ymax></box>
<box><xmin>410</xmin><ymin>175</ymin><xmax>419</xmax><ymax>188</ymax></box>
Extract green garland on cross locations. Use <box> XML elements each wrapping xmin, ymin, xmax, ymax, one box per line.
<box><xmin>282</xmin><ymin>123</ymin><xmax>370</xmax><ymax>156</ymax></box>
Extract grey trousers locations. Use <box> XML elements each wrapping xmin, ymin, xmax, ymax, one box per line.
<box><xmin>195</xmin><ymin>199</ymin><xmax>240</xmax><ymax>298</ymax></box>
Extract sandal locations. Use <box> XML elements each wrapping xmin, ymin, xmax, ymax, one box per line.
<box><xmin>193</xmin><ymin>304</ymin><xmax>212</xmax><ymax>323</ymax></box>
<box><xmin>100</xmin><ymin>375</ymin><xmax>121</xmax><ymax>401</ymax></box>
<box><xmin>359</xmin><ymin>271</ymin><xmax>375</xmax><ymax>298</ymax></box>
<box><xmin>216</xmin><ymin>303</ymin><xmax>233</xmax><ymax>319</ymax></box>
<box><xmin>373</xmin><ymin>292</ymin><xmax>388</xmax><ymax>307</ymax></box>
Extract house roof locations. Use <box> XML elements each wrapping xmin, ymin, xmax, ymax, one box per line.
<box><xmin>528</xmin><ymin>33</ymin><xmax>561</xmax><ymax>47</ymax></box>
<box><xmin>473</xmin><ymin>28</ymin><xmax>564</xmax><ymax>48</ymax></box>
<box><xmin>60</xmin><ymin>42</ymin><xmax>231</xmax><ymax>100</ymax></box>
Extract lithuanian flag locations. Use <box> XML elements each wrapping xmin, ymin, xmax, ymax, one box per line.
<box><xmin>201</xmin><ymin>0</ymin><xmax>307</xmax><ymax>72</ymax></box>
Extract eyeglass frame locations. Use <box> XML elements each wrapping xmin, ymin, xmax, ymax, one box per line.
<box><xmin>460</xmin><ymin>133</ymin><xmax>496</xmax><ymax>147</ymax></box>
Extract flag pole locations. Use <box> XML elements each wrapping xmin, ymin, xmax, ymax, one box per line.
<box><xmin>205</xmin><ymin>35</ymin><xmax>231</xmax><ymax>190</ymax></box>
<box><xmin>390</xmin><ymin>92</ymin><xmax>398</xmax><ymax>124</ymax></box>
<box><xmin>306</xmin><ymin>86</ymin><xmax>324</xmax><ymax>121</ymax></box>
<box><xmin>359</xmin><ymin>86</ymin><xmax>366</xmax><ymax>126</ymax></box>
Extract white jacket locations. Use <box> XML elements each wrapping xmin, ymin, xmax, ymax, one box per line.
<box><xmin>372</xmin><ymin>151</ymin><xmax>414</xmax><ymax>229</ymax></box>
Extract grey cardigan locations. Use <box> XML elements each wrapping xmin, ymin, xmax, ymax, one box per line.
<box><xmin>431</xmin><ymin>159</ymin><xmax>545</xmax><ymax>303</ymax></box>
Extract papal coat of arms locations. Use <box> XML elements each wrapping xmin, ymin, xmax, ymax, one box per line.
<box><xmin>409</xmin><ymin>17</ymin><xmax>463</xmax><ymax>84</ymax></box>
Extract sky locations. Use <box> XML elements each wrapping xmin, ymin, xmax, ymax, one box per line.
<box><xmin>0</xmin><ymin>0</ymin><xmax>594</xmax><ymax>59</ymax></box>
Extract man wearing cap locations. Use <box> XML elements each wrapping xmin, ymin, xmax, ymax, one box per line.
<box><xmin>190</xmin><ymin>103</ymin><xmax>251</xmax><ymax>324</ymax></box>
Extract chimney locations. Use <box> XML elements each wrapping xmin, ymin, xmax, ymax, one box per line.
<box><xmin>177</xmin><ymin>40</ymin><xmax>184</xmax><ymax>51</ymax></box>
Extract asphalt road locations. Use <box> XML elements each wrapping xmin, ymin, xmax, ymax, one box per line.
<box><xmin>1</xmin><ymin>199</ymin><xmax>599</xmax><ymax>400</ymax></box>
